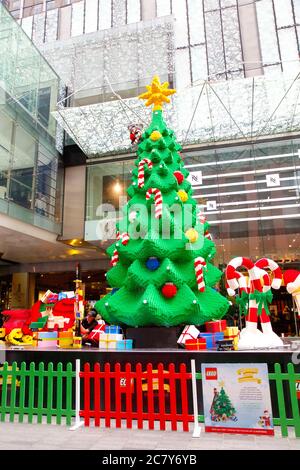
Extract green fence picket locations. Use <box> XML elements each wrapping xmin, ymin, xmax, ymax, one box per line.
<box><xmin>18</xmin><ymin>362</ymin><xmax>27</xmax><ymax>423</ymax></box>
<box><xmin>28</xmin><ymin>362</ymin><xmax>36</xmax><ymax>424</ymax></box>
<box><xmin>273</xmin><ymin>363</ymin><xmax>288</xmax><ymax>437</ymax></box>
<box><xmin>9</xmin><ymin>362</ymin><xmax>18</xmax><ymax>423</ymax></box>
<box><xmin>0</xmin><ymin>363</ymin><xmax>8</xmax><ymax>422</ymax></box>
<box><xmin>56</xmin><ymin>363</ymin><xmax>63</xmax><ymax>425</ymax></box>
<box><xmin>37</xmin><ymin>363</ymin><xmax>45</xmax><ymax>424</ymax></box>
<box><xmin>66</xmin><ymin>363</ymin><xmax>73</xmax><ymax>426</ymax></box>
<box><xmin>287</xmin><ymin>363</ymin><xmax>300</xmax><ymax>438</ymax></box>
<box><xmin>46</xmin><ymin>362</ymin><xmax>54</xmax><ymax>424</ymax></box>
<box><xmin>0</xmin><ymin>360</ymin><xmax>75</xmax><ymax>426</ymax></box>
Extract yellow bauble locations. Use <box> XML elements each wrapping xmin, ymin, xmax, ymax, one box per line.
<box><xmin>150</xmin><ymin>130</ymin><xmax>162</xmax><ymax>141</ymax></box>
<box><xmin>177</xmin><ymin>189</ymin><xmax>188</xmax><ymax>202</ymax></box>
<box><xmin>185</xmin><ymin>228</ymin><xmax>199</xmax><ymax>243</ymax></box>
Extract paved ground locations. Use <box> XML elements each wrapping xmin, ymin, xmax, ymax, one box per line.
<box><xmin>0</xmin><ymin>421</ymin><xmax>299</xmax><ymax>450</ymax></box>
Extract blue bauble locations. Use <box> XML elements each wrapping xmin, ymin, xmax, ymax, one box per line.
<box><xmin>146</xmin><ymin>257</ymin><xmax>160</xmax><ymax>271</ymax></box>
<box><xmin>111</xmin><ymin>288</ymin><xmax>119</xmax><ymax>295</ymax></box>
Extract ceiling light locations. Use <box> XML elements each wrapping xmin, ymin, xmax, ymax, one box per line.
<box><xmin>113</xmin><ymin>181</ymin><xmax>122</xmax><ymax>194</ymax></box>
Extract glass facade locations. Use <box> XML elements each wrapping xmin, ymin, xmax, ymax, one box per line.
<box><xmin>85</xmin><ymin>138</ymin><xmax>300</xmax><ymax>270</ymax></box>
<box><xmin>0</xmin><ymin>2</ymin><xmax>63</xmax><ymax>232</ymax></box>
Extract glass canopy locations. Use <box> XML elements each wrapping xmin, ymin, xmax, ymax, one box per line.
<box><xmin>53</xmin><ymin>71</ymin><xmax>300</xmax><ymax>157</ymax></box>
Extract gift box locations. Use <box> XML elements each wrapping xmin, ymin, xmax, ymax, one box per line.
<box><xmin>116</xmin><ymin>339</ymin><xmax>133</xmax><ymax>350</ymax></box>
<box><xmin>199</xmin><ymin>332</ymin><xmax>224</xmax><ymax>349</ymax></box>
<box><xmin>177</xmin><ymin>325</ymin><xmax>200</xmax><ymax>345</ymax></box>
<box><xmin>224</xmin><ymin>326</ymin><xmax>239</xmax><ymax>350</ymax></box>
<box><xmin>73</xmin><ymin>336</ymin><xmax>82</xmax><ymax>349</ymax></box>
<box><xmin>38</xmin><ymin>331</ymin><xmax>58</xmax><ymax>340</ymax></box>
<box><xmin>185</xmin><ymin>338</ymin><xmax>206</xmax><ymax>350</ymax></box>
<box><xmin>99</xmin><ymin>338</ymin><xmax>117</xmax><ymax>350</ymax></box>
<box><xmin>105</xmin><ymin>325</ymin><xmax>122</xmax><ymax>334</ymax></box>
<box><xmin>87</xmin><ymin>323</ymin><xmax>106</xmax><ymax>344</ymax></box>
<box><xmin>40</xmin><ymin>290</ymin><xmax>54</xmax><ymax>303</ymax></box>
<box><xmin>58</xmin><ymin>291</ymin><xmax>75</xmax><ymax>301</ymax></box>
<box><xmin>37</xmin><ymin>332</ymin><xmax>58</xmax><ymax>349</ymax></box>
<box><xmin>47</xmin><ymin>293</ymin><xmax>59</xmax><ymax>303</ymax></box>
<box><xmin>58</xmin><ymin>331</ymin><xmax>73</xmax><ymax>348</ymax></box>
<box><xmin>205</xmin><ymin>320</ymin><xmax>227</xmax><ymax>333</ymax></box>
<box><xmin>38</xmin><ymin>340</ymin><xmax>57</xmax><ymax>348</ymax></box>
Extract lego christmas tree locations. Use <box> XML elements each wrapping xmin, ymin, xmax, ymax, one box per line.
<box><xmin>211</xmin><ymin>386</ymin><xmax>236</xmax><ymax>421</ymax></box>
<box><xmin>95</xmin><ymin>76</ymin><xmax>229</xmax><ymax>327</ymax></box>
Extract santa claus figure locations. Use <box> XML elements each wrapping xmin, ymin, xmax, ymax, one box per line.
<box><xmin>284</xmin><ymin>270</ymin><xmax>300</xmax><ymax>313</ymax></box>
<box><xmin>128</xmin><ymin>124</ymin><xmax>143</xmax><ymax>145</ymax></box>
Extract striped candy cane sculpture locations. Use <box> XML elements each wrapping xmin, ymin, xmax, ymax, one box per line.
<box><xmin>110</xmin><ymin>249</ymin><xmax>119</xmax><ymax>267</ymax></box>
<box><xmin>254</xmin><ymin>258</ymin><xmax>283</xmax><ymax>346</ymax></box>
<box><xmin>138</xmin><ymin>158</ymin><xmax>153</xmax><ymax>188</ymax></box>
<box><xmin>116</xmin><ymin>230</ymin><xmax>130</xmax><ymax>246</ymax></box>
<box><xmin>146</xmin><ymin>188</ymin><xmax>163</xmax><ymax>219</ymax></box>
<box><xmin>226</xmin><ymin>257</ymin><xmax>283</xmax><ymax>349</ymax></box>
<box><xmin>194</xmin><ymin>257</ymin><xmax>206</xmax><ymax>292</ymax></box>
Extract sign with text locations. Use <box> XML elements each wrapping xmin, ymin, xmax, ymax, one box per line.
<box><xmin>188</xmin><ymin>171</ymin><xmax>202</xmax><ymax>186</ymax></box>
<box><xmin>201</xmin><ymin>363</ymin><xmax>274</xmax><ymax>435</ymax></box>
<box><xmin>266</xmin><ymin>173</ymin><xmax>280</xmax><ymax>187</ymax></box>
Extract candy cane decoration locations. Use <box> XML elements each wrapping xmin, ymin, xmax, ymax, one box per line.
<box><xmin>194</xmin><ymin>257</ymin><xmax>206</xmax><ymax>292</ymax></box>
<box><xmin>226</xmin><ymin>256</ymin><xmax>259</xmax><ymax>290</ymax></box>
<box><xmin>226</xmin><ymin>257</ymin><xmax>273</xmax><ymax>322</ymax></box>
<box><xmin>116</xmin><ymin>230</ymin><xmax>130</xmax><ymax>246</ymax></box>
<box><xmin>138</xmin><ymin>158</ymin><xmax>153</xmax><ymax>188</ymax></box>
<box><xmin>204</xmin><ymin>230</ymin><xmax>212</xmax><ymax>240</ymax></box>
<box><xmin>226</xmin><ymin>271</ymin><xmax>249</xmax><ymax>297</ymax></box>
<box><xmin>110</xmin><ymin>249</ymin><xmax>119</xmax><ymax>266</ymax></box>
<box><xmin>146</xmin><ymin>188</ymin><xmax>163</xmax><ymax>218</ymax></box>
<box><xmin>255</xmin><ymin>258</ymin><xmax>282</xmax><ymax>290</ymax></box>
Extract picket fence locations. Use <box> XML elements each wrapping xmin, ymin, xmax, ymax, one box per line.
<box><xmin>0</xmin><ymin>360</ymin><xmax>299</xmax><ymax>437</ymax></box>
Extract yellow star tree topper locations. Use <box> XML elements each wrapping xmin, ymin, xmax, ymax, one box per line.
<box><xmin>139</xmin><ymin>75</ymin><xmax>176</xmax><ymax>111</ymax></box>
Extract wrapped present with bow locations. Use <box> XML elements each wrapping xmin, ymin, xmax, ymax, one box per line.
<box><xmin>40</xmin><ymin>290</ymin><xmax>56</xmax><ymax>303</ymax></box>
<box><xmin>185</xmin><ymin>338</ymin><xmax>206</xmax><ymax>350</ymax></box>
<box><xmin>99</xmin><ymin>332</ymin><xmax>123</xmax><ymax>349</ymax></box>
<box><xmin>104</xmin><ymin>325</ymin><xmax>122</xmax><ymax>334</ymax></box>
<box><xmin>199</xmin><ymin>332</ymin><xmax>224</xmax><ymax>349</ymax></box>
<box><xmin>205</xmin><ymin>320</ymin><xmax>227</xmax><ymax>333</ymax></box>
<box><xmin>87</xmin><ymin>322</ymin><xmax>106</xmax><ymax>345</ymax></box>
<box><xmin>177</xmin><ymin>325</ymin><xmax>200</xmax><ymax>346</ymax></box>
<box><xmin>58</xmin><ymin>291</ymin><xmax>75</xmax><ymax>301</ymax></box>
<box><xmin>116</xmin><ymin>339</ymin><xmax>133</xmax><ymax>350</ymax></box>
<box><xmin>224</xmin><ymin>326</ymin><xmax>239</xmax><ymax>350</ymax></box>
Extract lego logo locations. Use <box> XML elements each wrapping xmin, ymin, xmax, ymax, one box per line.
<box><xmin>205</xmin><ymin>368</ymin><xmax>218</xmax><ymax>380</ymax></box>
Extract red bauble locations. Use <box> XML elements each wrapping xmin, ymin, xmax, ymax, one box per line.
<box><xmin>161</xmin><ymin>282</ymin><xmax>177</xmax><ymax>298</ymax></box>
<box><xmin>173</xmin><ymin>171</ymin><xmax>184</xmax><ymax>185</ymax></box>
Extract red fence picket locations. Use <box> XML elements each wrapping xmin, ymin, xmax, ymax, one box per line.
<box><xmin>79</xmin><ymin>362</ymin><xmax>193</xmax><ymax>431</ymax></box>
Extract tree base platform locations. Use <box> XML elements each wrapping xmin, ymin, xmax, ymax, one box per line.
<box><xmin>125</xmin><ymin>326</ymin><xmax>183</xmax><ymax>348</ymax></box>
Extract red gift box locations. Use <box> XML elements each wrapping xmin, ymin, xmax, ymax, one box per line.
<box><xmin>87</xmin><ymin>322</ymin><xmax>106</xmax><ymax>344</ymax></box>
<box><xmin>205</xmin><ymin>320</ymin><xmax>227</xmax><ymax>333</ymax></box>
<box><xmin>185</xmin><ymin>338</ymin><xmax>206</xmax><ymax>350</ymax></box>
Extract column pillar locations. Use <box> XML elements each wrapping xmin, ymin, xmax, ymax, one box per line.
<box><xmin>238</xmin><ymin>0</ymin><xmax>263</xmax><ymax>77</ymax></box>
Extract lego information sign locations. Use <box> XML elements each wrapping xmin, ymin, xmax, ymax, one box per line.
<box><xmin>201</xmin><ymin>363</ymin><xmax>274</xmax><ymax>435</ymax></box>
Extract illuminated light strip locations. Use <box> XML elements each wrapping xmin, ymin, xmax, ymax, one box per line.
<box><xmin>196</xmin><ymin>185</ymin><xmax>298</xmax><ymax>198</ymax></box>
<box><xmin>195</xmin><ymin>176</ymin><xmax>296</xmax><ymax>191</ymax></box>
<box><xmin>199</xmin><ymin>166</ymin><xmax>300</xmax><ymax>181</ymax></box>
<box><xmin>202</xmin><ymin>204</ymin><xmax>299</xmax><ymax>215</ymax></box>
<box><xmin>202</xmin><ymin>196</ymin><xmax>298</xmax><ymax>208</ymax></box>
<box><xmin>185</xmin><ymin>152</ymin><xmax>296</xmax><ymax>168</ymax></box>
<box><xmin>208</xmin><ymin>213</ymin><xmax>300</xmax><ymax>225</ymax></box>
